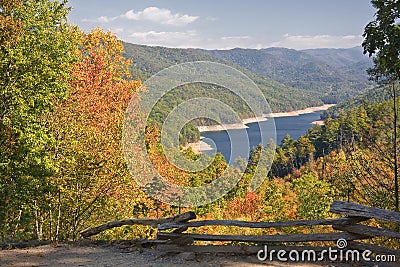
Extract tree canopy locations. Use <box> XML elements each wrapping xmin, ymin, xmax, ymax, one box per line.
<box><xmin>363</xmin><ymin>0</ymin><xmax>400</xmax><ymax>83</ymax></box>
<box><xmin>0</xmin><ymin>0</ymin><xmax>77</xmax><ymax>240</ymax></box>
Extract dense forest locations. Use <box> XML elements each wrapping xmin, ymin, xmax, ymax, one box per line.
<box><xmin>200</xmin><ymin>46</ymin><xmax>373</xmax><ymax>103</ymax></box>
<box><xmin>124</xmin><ymin>43</ymin><xmax>374</xmax><ymax>108</ymax></box>
<box><xmin>321</xmin><ymin>85</ymin><xmax>393</xmax><ymax>118</ymax></box>
<box><xmin>0</xmin><ymin>0</ymin><xmax>399</xmax><ymax>252</ymax></box>
<box><xmin>123</xmin><ymin>42</ymin><xmax>325</xmax><ymax>112</ymax></box>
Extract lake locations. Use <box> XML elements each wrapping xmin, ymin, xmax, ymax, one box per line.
<box><xmin>200</xmin><ymin>111</ymin><xmax>322</xmax><ymax>163</ymax></box>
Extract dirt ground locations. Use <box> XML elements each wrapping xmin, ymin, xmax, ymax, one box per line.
<box><xmin>0</xmin><ymin>242</ymin><xmax>374</xmax><ymax>267</ymax></box>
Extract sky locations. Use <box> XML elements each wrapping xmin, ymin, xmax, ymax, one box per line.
<box><xmin>67</xmin><ymin>0</ymin><xmax>376</xmax><ymax>50</ymax></box>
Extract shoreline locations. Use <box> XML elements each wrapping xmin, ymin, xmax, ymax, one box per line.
<box><xmin>266</xmin><ymin>104</ymin><xmax>335</xmax><ymax>118</ymax></box>
<box><xmin>183</xmin><ymin>137</ymin><xmax>214</xmax><ymax>154</ymax></box>
<box><xmin>312</xmin><ymin>120</ymin><xmax>325</xmax><ymax>126</ymax></box>
<box><xmin>198</xmin><ymin>104</ymin><xmax>335</xmax><ymax>133</ymax></box>
<box><xmin>182</xmin><ymin>104</ymin><xmax>335</xmax><ymax>154</ymax></box>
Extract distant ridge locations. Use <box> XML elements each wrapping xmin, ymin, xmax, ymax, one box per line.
<box><xmin>122</xmin><ymin>42</ymin><xmax>373</xmax><ymax>114</ymax></box>
<box><xmin>199</xmin><ymin>46</ymin><xmax>373</xmax><ymax>103</ymax></box>
<box><xmin>123</xmin><ymin>42</ymin><xmax>324</xmax><ymax>113</ymax></box>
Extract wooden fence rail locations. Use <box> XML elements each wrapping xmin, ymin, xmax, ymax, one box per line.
<box><xmin>157</xmin><ymin>217</ymin><xmax>366</xmax><ymax>230</ymax></box>
<box><xmin>80</xmin><ymin>201</ymin><xmax>400</xmax><ymax>260</ymax></box>
<box><xmin>330</xmin><ymin>201</ymin><xmax>400</xmax><ymax>224</ymax></box>
<box><xmin>80</xmin><ymin>212</ymin><xmax>196</xmax><ymax>238</ymax></box>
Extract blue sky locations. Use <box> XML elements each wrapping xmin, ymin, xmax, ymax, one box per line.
<box><xmin>67</xmin><ymin>0</ymin><xmax>376</xmax><ymax>50</ymax></box>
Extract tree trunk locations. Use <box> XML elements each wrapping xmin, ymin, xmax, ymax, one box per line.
<box><xmin>393</xmin><ymin>82</ymin><xmax>398</xmax><ymax>212</ymax></box>
<box><xmin>49</xmin><ymin>208</ymin><xmax>52</xmax><ymax>241</ymax></box>
<box><xmin>56</xmin><ymin>189</ymin><xmax>61</xmax><ymax>241</ymax></box>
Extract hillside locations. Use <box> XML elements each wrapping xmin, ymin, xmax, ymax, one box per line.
<box><xmin>199</xmin><ymin>46</ymin><xmax>373</xmax><ymax>103</ymax></box>
<box><xmin>321</xmin><ymin>86</ymin><xmax>393</xmax><ymax>119</ymax></box>
<box><xmin>301</xmin><ymin>46</ymin><xmax>371</xmax><ymax>69</ymax></box>
<box><xmin>123</xmin><ymin>43</ymin><xmax>324</xmax><ymax>113</ymax></box>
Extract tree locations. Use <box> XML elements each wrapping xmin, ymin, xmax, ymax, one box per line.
<box><xmin>293</xmin><ymin>173</ymin><xmax>334</xmax><ymax>220</ymax></box>
<box><xmin>50</xmin><ymin>28</ymin><xmax>142</xmax><ymax>240</ymax></box>
<box><xmin>295</xmin><ymin>136</ymin><xmax>316</xmax><ymax>167</ymax></box>
<box><xmin>362</xmin><ymin>0</ymin><xmax>400</xmax><ymax>211</ymax></box>
<box><xmin>0</xmin><ymin>0</ymin><xmax>77</xmax><ymax>240</ymax></box>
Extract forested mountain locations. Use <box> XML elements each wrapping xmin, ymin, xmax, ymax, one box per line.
<box><xmin>199</xmin><ymin>46</ymin><xmax>373</xmax><ymax>103</ymax></box>
<box><xmin>123</xmin><ymin>43</ymin><xmax>374</xmax><ymax>112</ymax></box>
<box><xmin>301</xmin><ymin>47</ymin><xmax>370</xmax><ymax>68</ymax></box>
<box><xmin>123</xmin><ymin>42</ymin><xmax>324</xmax><ymax>113</ymax></box>
<box><xmin>321</xmin><ymin>85</ymin><xmax>393</xmax><ymax>119</ymax></box>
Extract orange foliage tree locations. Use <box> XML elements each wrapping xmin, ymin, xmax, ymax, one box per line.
<box><xmin>50</xmin><ymin>29</ymin><xmax>143</xmax><ymax>240</ymax></box>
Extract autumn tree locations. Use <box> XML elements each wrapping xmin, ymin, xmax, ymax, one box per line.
<box><xmin>363</xmin><ymin>0</ymin><xmax>400</xmax><ymax>211</ymax></box>
<box><xmin>307</xmin><ymin>104</ymin><xmax>397</xmax><ymax>209</ymax></box>
<box><xmin>49</xmin><ymin>28</ymin><xmax>142</xmax><ymax>240</ymax></box>
<box><xmin>0</xmin><ymin>0</ymin><xmax>76</xmax><ymax>241</ymax></box>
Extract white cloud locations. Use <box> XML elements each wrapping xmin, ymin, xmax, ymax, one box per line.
<box><xmin>220</xmin><ymin>36</ymin><xmax>251</xmax><ymax>41</ymax></box>
<box><xmin>269</xmin><ymin>34</ymin><xmax>363</xmax><ymax>50</ymax></box>
<box><xmin>121</xmin><ymin>7</ymin><xmax>198</xmax><ymax>26</ymax></box>
<box><xmin>83</xmin><ymin>7</ymin><xmax>198</xmax><ymax>27</ymax></box>
<box><xmin>124</xmin><ymin>30</ymin><xmax>363</xmax><ymax>50</ymax></box>
<box><xmin>82</xmin><ymin>16</ymin><xmax>117</xmax><ymax>23</ymax></box>
<box><xmin>125</xmin><ymin>31</ymin><xmax>257</xmax><ymax>49</ymax></box>
<box><xmin>129</xmin><ymin>30</ymin><xmax>199</xmax><ymax>47</ymax></box>
<box><xmin>111</xmin><ymin>30</ymin><xmax>364</xmax><ymax>50</ymax></box>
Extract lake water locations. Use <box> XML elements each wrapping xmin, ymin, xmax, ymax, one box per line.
<box><xmin>200</xmin><ymin>111</ymin><xmax>322</xmax><ymax>163</ymax></box>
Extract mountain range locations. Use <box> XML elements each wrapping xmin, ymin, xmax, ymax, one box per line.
<box><xmin>123</xmin><ymin>43</ymin><xmax>373</xmax><ymax>113</ymax></box>
<box><xmin>199</xmin><ymin>46</ymin><xmax>373</xmax><ymax>103</ymax></box>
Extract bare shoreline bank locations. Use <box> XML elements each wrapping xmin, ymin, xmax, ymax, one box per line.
<box><xmin>198</xmin><ymin>104</ymin><xmax>335</xmax><ymax>133</ymax></box>
<box><xmin>312</xmin><ymin>120</ymin><xmax>325</xmax><ymax>126</ymax></box>
<box><xmin>266</xmin><ymin>104</ymin><xmax>335</xmax><ymax>118</ymax></box>
<box><xmin>183</xmin><ymin>137</ymin><xmax>214</xmax><ymax>154</ymax></box>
